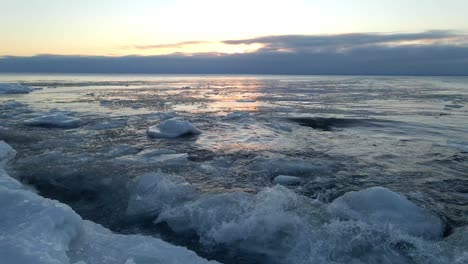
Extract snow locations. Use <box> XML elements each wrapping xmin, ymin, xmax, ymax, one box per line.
<box><xmin>0</xmin><ymin>140</ymin><xmax>16</xmax><ymax>166</ymax></box>
<box><xmin>147</xmin><ymin>119</ymin><xmax>201</xmax><ymax>138</ymax></box>
<box><xmin>272</xmin><ymin>175</ymin><xmax>302</xmax><ymax>186</ymax></box>
<box><xmin>24</xmin><ymin>113</ymin><xmax>81</xmax><ymax>128</ymax></box>
<box><xmin>0</xmin><ymin>83</ymin><xmax>33</xmax><ymax>94</ymax></box>
<box><xmin>126</xmin><ymin>173</ymin><xmax>199</xmax><ymax>218</ymax></box>
<box><xmin>328</xmin><ymin>186</ymin><xmax>444</xmax><ymax>239</ymax></box>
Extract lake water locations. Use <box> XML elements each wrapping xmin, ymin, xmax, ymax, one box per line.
<box><xmin>1</xmin><ymin>74</ymin><xmax>467</xmax><ymax>263</ymax></box>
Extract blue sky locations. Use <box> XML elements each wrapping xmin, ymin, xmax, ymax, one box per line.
<box><xmin>1</xmin><ymin>0</ymin><xmax>467</xmax><ymax>74</ymax></box>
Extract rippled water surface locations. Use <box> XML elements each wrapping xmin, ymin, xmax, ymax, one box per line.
<box><xmin>1</xmin><ymin>74</ymin><xmax>467</xmax><ymax>263</ymax></box>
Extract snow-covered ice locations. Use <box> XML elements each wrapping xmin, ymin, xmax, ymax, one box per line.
<box><xmin>0</xmin><ymin>83</ymin><xmax>33</xmax><ymax>94</ymax></box>
<box><xmin>147</xmin><ymin>119</ymin><xmax>201</xmax><ymax>138</ymax></box>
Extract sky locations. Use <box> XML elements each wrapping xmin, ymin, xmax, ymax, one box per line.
<box><xmin>1</xmin><ymin>0</ymin><xmax>468</xmax><ymax>75</ymax></box>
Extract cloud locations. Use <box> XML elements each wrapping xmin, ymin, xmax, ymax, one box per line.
<box><xmin>134</xmin><ymin>41</ymin><xmax>211</xmax><ymax>50</ymax></box>
<box><xmin>223</xmin><ymin>30</ymin><xmax>467</xmax><ymax>52</ymax></box>
<box><xmin>1</xmin><ymin>31</ymin><xmax>468</xmax><ymax>75</ymax></box>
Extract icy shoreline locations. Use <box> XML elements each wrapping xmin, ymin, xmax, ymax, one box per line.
<box><xmin>1</xmin><ymin>141</ymin><xmax>467</xmax><ymax>264</ymax></box>
<box><xmin>0</xmin><ymin>141</ymin><xmax>218</xmax><ymax>264</ymax></box>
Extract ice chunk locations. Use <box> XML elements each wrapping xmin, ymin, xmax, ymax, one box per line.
<box><xmin>104</xmin><ymin>144</ymin><xmax>138</xmax><ymax>157</ymax></box>
<box><xmin>24</xmin><ymin>113</ymin><xmax>81</xmax><ymax>128</ymax></box>
<box><xmin>115</xmin><ymin>151</ymin><xmax>188</xmax><ymax>166</ymax></box>
<box><xmin>272</xmin><ymin>175</ymin><xmax>302</xmax><ymax>186</ymax></box>
<box><xmin>137</xmin><ymin>148</ymin><xmax>177</xmax><ymax>156</ymax></box>
<box><xmin>70</xmin><ymin>220</ymin><xmax>218</xmax><ymax>264</ymax></box>
<box><xmin>147</xmin><ymin>119</ymin><xmax>201</xmax><ymax>138</ymax></box>
<box><xmin>328</xmin><ymin>186</ymin><xmax>444</xmax><ymax>239</ymax></box>
<box><xmin>0</xmin><ymin>168</ymin><xmax>22</xmax><ymax>190</ymax></box>
<box><xmin>126</xmin><ymin>173</ymin><xmax>199</xmax><ymax>218</ymax></box>
<box><xmin>0</xmin><ymin>166</ymin><xmax>216</xmax><ymax>264</ymax></box>
<box><xmin>0</xmin><ymin>184</ymin><xmax>83</xmax><ymax>264</ymax></box>
<box><xmin>0</xmin><ymin>140</ymin><xmax>16</xmax><ymax>166</ymax></box>
<box><xmin>0</xmin><ymin>83</ymin><xmax>33</xmax><ymax>94</ymax></box>
<box><xmin>157</xmin><ymin>186</ymin><xmax>325</xmax><ymax>250</ymax></box>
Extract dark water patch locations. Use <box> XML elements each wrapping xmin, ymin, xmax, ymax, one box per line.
<box><xmin>287</xmin><ymin>117</ymin><xmax>392</xmax><ymax>131</ymax></box>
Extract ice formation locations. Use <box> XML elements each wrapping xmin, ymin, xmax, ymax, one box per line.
<box><xmin>0</xmin><ymin>143</ymin><xmax>216</xmax><ymax>264</ymax></box>
<box><xmin>0</xmin><ymin>83</ymin><xmax>33</xmax><ymax>94</ymax></box>
<box><xmin>155</xmin><ymin>185</ymin><xmax>456</xmax><ymax>264</ymax></box>
<box><xmin>328</xmin><ymin>186</ymin><xmax>445</xmax><ymax>239</ymax></box>
<box><xmin>147</xmin><ymin>119</ymin><xmax>201</xmax><ymax>138</ymax></box>
<box><xmin>126</xmin><ymin>173</ymin><xmax>199</xmax><ymax>218</ymax></box>
<box><xmin>0</xmin><ymin>140</ymin><xmax>16</xmax><ymax>166</ymax></box>
<box><xmin>24</xmin><ymin>113</ymin><xmax>81</xmax><ymax>128</ymax></box>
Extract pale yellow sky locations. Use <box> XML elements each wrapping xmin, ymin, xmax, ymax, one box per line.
<box><xmin>1</xmin><ymin>0</ymin><xmax>467</xmax><ymax>56</ymax></box>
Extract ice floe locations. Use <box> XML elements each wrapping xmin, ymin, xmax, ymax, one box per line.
<box><xmin>147</xmin><ymin>119</ymin><xmax>201</xmax><ymax>138</ymax></box>
<box><xmin>24</xmin><ymin>113</ymin><xmax>81</xmax><ymax>128</ymax></box>
<box><xmin>0</xmin><ymin>83</ymin><xmax>33</xmax><ymax>94</ymax></box>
